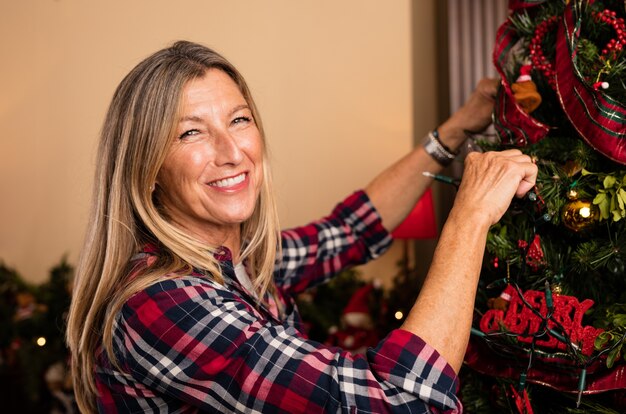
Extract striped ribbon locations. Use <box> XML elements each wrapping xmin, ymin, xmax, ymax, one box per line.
<box><xmin>555</xmin><ymin>3</ymin><xmax>626</xmax><ymax>165</ymax></box>
<box><xmin>492</xmin><ymin>18</ymin><xmax>551</xmax><ymax>146</ymax></box>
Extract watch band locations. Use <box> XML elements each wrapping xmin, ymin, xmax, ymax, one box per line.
<box><xmin>422</xmin><ymin>130</ymin><xmax>458</xmax><ymax>166</ymax></box>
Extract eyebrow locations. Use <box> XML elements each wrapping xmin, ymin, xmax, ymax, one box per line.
<box><xmin>179</xmin><ymin>104</ymin><xmax>251</xmax><ymax>123</ymax></box>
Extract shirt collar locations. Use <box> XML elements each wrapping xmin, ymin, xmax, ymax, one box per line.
<box><xmin>141</xmin><ymin>242</ymin><xmax>234</xmax><ymax>262</ymax></box>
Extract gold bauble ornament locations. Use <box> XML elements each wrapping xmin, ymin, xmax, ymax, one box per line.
<box><xmin>561</xmin><ymin>199</ymin><xmax>599</xmax><ymax>232</ymax></box>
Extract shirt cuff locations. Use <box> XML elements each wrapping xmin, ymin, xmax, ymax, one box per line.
<box><xmin>368</xmin><ymin>329</ymin><xmax>461</xmax><ymax>412</ymax></box>
<box><xmin>332</xmin><ymin>190</ymin><xmax>393</xmax><ymax>260</ymax></box>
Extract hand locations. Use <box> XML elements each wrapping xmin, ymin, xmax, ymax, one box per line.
<box><xmin>451</xmin><ymin>150</ymin><xmax>537</xmax><ymax>227</ymax></box>
<box><xmin>438</xmin><ymin>78</ymin><xmax>499</xmax><ymax>148</ymax></box>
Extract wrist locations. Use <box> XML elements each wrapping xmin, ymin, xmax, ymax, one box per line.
<box><xmin>422</xmin><ymin>129</ymin><xmax>458</xmax><ymax>167</ymax></box>
<box><xmin>437</xmin><ymin>122</ymin><xmax>468</xmax><ymax>152</ymax></box>
<box><xmin>447</xmin><ymin>202</ymin><xmax>492</xmax><ymax>234</ymax></box>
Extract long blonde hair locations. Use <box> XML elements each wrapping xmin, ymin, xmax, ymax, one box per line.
<box><xmin>66</xmin><ymin>40</ymin><xmax>281</xmax><ymax>413</ymax></box>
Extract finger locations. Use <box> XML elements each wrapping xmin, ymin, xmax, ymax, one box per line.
<box><xmin>514</xmin><ymin>163</ymin><xmax>538</xmax><ymax>198</ymax></box>
<box><xmin>494</xmin><ymin>149</ymin><xmax>524</xmax><ymax>158</ymax></box>
<box><xmin>490</xmin><ymin>150</ymin><xmax>534</xmax><ymax>165</ymax></box>
<box><xmin>507</xmin><ymin>154</ymin><xmax>534</xmax><ymax>164</ymax></box>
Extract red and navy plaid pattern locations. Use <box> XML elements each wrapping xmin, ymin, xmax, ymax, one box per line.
<box><xmin>95</xmin><ymin>191</ymin><xmax>461</xmax><ymax>413</ymax></box>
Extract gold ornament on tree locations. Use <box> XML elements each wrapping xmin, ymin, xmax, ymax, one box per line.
<box><xmin>551</xmin><ymin>283</ymin><xmax>562</xmax><ymax>295</ymax></box>
<box><xmin>567</xmin><ymin>189</ymin><xmax>579</xmax><ymax>200</ymax></box>
<box><xmin>561</xmin><ymin>199</ymin><xmax>599</xmax><ymax>231</ymax></box>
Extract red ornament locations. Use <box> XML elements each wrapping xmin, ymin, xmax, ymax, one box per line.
<box><xmin>518</xmin><ymin>235</ymin><xmax>545</xmax><ymax>271</ymax></box>
<box><xmin>593</xmin><ymin>81</ymin><xmax>609</xmax><ymax>90</ymax></box>
<box><xmin>480</xmin><ymin>287</ymin><xmax>604</xmax><ymax>356</ymax></box>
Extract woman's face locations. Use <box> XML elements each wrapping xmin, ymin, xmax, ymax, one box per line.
<box><xmin>156</xmin><ymin>69</ymin><xmax>263</xmax><ymax>248</ymax></box>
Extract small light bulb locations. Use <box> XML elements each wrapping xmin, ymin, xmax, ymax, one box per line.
<box><xmin>394</xmin><ymin>311</ymin><xmax>404</xmax><ymax>320</ymax></box>
<box><xmin>36</xmin><ymin>337</ymin><xmax>46</xmax><ymax>347</ymax></box>
<box><xmin>579</xmin><ymin>207</ymin><xmax>591</xmax><ymax>218</ymax></box>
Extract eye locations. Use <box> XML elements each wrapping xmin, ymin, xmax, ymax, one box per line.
<box><xmin>232</xmin><ymin>116</ymin><xmax>252</xmax><ymax>125</ymax></box>
<box><xmin>179</xmin><ymin>129</ymin><xmax>200</xmax><ymax>140</ymax></box>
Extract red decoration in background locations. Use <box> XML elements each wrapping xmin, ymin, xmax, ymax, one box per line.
<box><xmin>391</xmin><ymin>188</ymin><xmax>437</xmax><ymax>240</ymax></box>
<box><xmin>510</xmin><ymin>386</ymin><xmax>534</xmax><ymax>414</ymax></box>
<box><xmin>325</xmin><ymin>283</ymin><xmax>381</xmax><ymax>354</ymax></box>
<box><xmin>480</xmin><ymin>286</ymin><xmax>604</xmax><ymax>356</ymax></box>
<box><xmin>518</xmin><ymin>234</ymin><xmax>545</xmax><ymax>271</ymax></box>
<box><xmin>466</xmin><ymin>338</ymin><xmax>626</xmax><ymax>394</ymax></box>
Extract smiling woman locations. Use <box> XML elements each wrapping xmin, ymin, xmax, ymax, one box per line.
<box><xmin>157</xmin><ymin>70</ymin><xmax>265</xmax><ymax>257</ymax></box>
<box><xmin>66</xmin><ymin>41</ymin><xmax>283</xmax><ymax>413</ymax></box>
<box><xmin>66</xmin><ymin>40</ymin><xmax>536</xmax><ymax>413</ymax></box>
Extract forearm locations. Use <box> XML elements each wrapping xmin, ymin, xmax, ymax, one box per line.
<box><xmin>364</xmin><ymin>126</ymin><xmax>466</xmax><ymax>231</ymax></box>
<box><xmin>399</xmin><ymin>207</ymin><xmax>490</xmax><ymax>373</ymax></box>
<box><xmin>365</xmin><ymin>79</ymin><xmax>498</xmax><ymax>231</ymax></box>
<box><xmin>364</xmin><ymin>145</ymin><xmax>438</xmax><ymax>231</ymax></box>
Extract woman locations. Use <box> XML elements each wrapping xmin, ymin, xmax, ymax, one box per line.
<box><xmin>67</xmin><ymin>41</ymin><xmax>536</xmax><ymax>413</ymax></box>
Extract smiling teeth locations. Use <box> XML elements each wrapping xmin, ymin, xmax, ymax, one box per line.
<box><xmin>209</xmin><ymin>173</ymin><xmax>246</xmax><ymax>188</ymax></box>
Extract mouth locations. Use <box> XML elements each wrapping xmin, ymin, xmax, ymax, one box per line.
<box><xmin>207</xmin><ymin>172</ymin><xmax>247</xmax><ymax>189</ymax></box>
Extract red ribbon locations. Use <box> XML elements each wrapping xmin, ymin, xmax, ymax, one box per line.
<box><xmin>508</xmin><ymin>0</ymin><xmax>549</xmax><ymax>10</ymax></box>
<box><xmin>465</xmin><ymin>337</ymin><xmax>626</xmax><ymax>394</ymax></box>
<box><xmin>492</xmin><ymin>19</ymin><xmax>551</xmax><ymax>146</ymax></box>
<box><xmin>555</xmin><ymin>3</ymin><xmax>626</xmax><ymax>165</ymax></box>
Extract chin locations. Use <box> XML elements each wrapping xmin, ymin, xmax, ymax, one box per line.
<box><xmin>224</xmin><ymin>208</ymin><xmax>257</xmax><ymax>224</ymax></box>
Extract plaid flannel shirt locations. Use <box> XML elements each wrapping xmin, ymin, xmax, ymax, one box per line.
<box><xmin>95</xmin><ymin>191</ymin><xmax>461</xmax><ymax>413</ymax></box>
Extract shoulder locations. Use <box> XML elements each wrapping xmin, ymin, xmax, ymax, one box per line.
<box><xmin>123</xmin><ymin>275</ymin><xmax>236</xmax><ymax>316</ymax></box>
<box><xmin>123</xmin><ymin>245</ymin><xmax>234</xmax><ymax>308</ymax></box>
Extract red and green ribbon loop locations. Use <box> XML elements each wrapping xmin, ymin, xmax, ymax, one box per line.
<box><xmin>492</xmin><ymin>18</ymin><xmax>551</xmax><ymax>146</ymax></box>
<box><xmin>555</xmin><ymin>3</ymin><xmax>626</xmax><ymax>165</ymax></box>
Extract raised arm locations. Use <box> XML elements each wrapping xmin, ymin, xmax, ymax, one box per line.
<box><xmin>364</xmin><ymin>78</ymin><xmax>538</xmax><ymax>373</ymax></box>
<box><xmin>365</xmin><ymin>78</ymin><xmax>499</xmax><ymax>231</ymax></box>
<box><xmin>400</xmin><ymin>150</ymin><xmax>537</xmax><ymax>372</ymax></box>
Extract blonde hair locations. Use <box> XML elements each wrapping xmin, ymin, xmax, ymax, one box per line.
<box><xmin>66</xmin><ymin>41</ymin><xmax>280</xmax><ymax>413</ymax></box>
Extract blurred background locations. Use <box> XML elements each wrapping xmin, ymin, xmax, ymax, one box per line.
<box><xmin>0</xmin><ymin>1</ymin><xmax>505</xmax><ymax>411</ymax></box>
<box><xmin>0</xmin><ymin>0</ymin><xmax>506</xmax><ymax>285</ymax></box>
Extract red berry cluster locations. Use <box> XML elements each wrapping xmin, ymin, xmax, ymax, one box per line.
<box><xmin>594</xmin><ymin>9</ymin><xmax>626</xmax><ymax>60</ymax></box>
<box><xmin>529</xmin><ymin>15</ymin><xmax>559</xmax><ymax>90</ymax></box>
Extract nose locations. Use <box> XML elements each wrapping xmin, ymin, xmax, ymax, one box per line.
<box><xmin>213</xmin><ymin>131</ymin><xmax>244</xmax><ymax>166</ymax></box>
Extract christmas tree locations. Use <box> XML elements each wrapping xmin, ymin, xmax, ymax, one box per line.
<box><xmin>0</xmin><ymin>259</ymin><xmax>75</xmax><ymax>413</ymax></box>
<box><xmin>461</xmin><ymin>1</ymin><xmax>626</xmax><ymax>412</ymax></box>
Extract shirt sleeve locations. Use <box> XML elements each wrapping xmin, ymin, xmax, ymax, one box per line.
<box><xmin>114</xmin><ymin>277</ymin><xmax>461</xmax><ymax>414</ymax></box>
<box><xmin>276</xmin><ymin>190</ymin><xmax>393</xmax><ymax>295</ymax></box>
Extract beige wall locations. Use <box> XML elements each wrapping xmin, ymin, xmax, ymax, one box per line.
<box><xmin>0</xmin><ymin>0</ymin><xmax>437</xmax><ymax>284</ymax></box>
